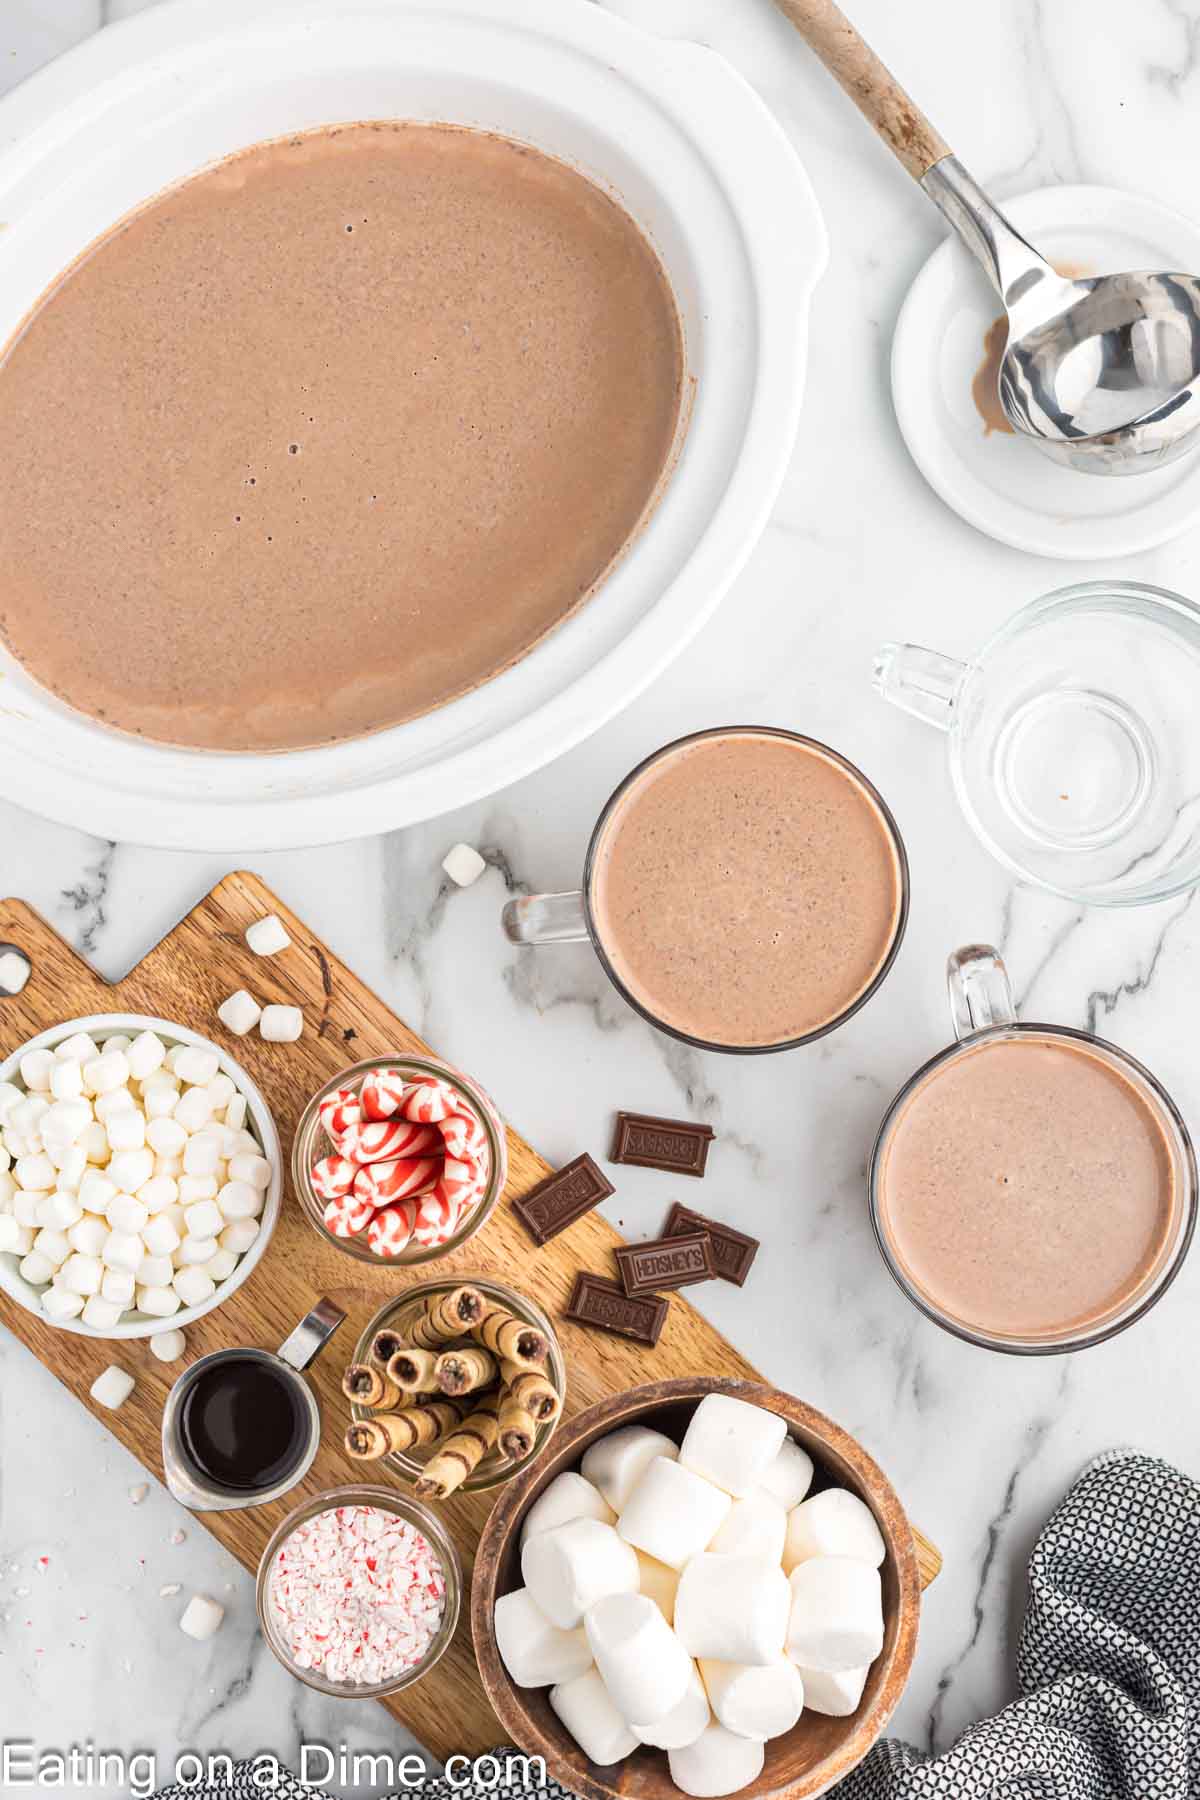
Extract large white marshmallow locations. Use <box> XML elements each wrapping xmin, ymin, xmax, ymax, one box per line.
<box><xmin>521</xmin><ymin>1472</ymin><xmax>616</xmax><ymax>1547</ymax></box>
<box><xmin>584</xmin><ymin>1592</ymin><xmax>693</xmax><ymax>1725</ymax></box>
<box><xmin>635</xmin><ymin>1550</ymin><xmax>680</xmax><ymax>1625</ymax></box>
<box><xmin>522</xmin><ymin>1518</ymin><xmax>639</xmax><ymax>1631</ymax></box>
<box><xmin>494</xmin><ymin>1587</ymin><xmax>592</xmax><ymax>1688</ymax></box>
<box><xmin>631</xmin><ymin>1666</ymin><xmax>710</xmax><ymax>1750</ymax></box>
<box><xmin>756</xmin><ymin>1438</ymin><xmax>815</xmax><ymax>1511</ymax></box>
<box><xmin>783</xmin><ymin>1487</ymin><xmax>885</xmax><ymax>1572</ymax></box>
<box><xmin>675</xmin><ymin>1554</ymin><xmax>790</xmax><ymax>1667</ymax></box>
<box><xmin>789</xmin><ymin>1661</ymin><xmax>869</xmax><ymax>1717</ymax></box>
<box><xmin>700</xmin><ymin>1657</ymin><xmax>804</xmax><ymax>1741</ymax></box>
<box><xmin>786</xmin><ymin>1557</ymin><xmax>883</xmax><ymax>1673</ymax></box>
<box><xmin>669</xmin><ymin>1723</ymin><xmax>765</xmax><ymax>1797</ymax></box>
<box><xmin>618</xmin><ymin>1457</ymin><xmax>731</xmax><ymax>1571</ymax></box>
<box><xmin>680</xmin><ymin>1394</ymin><xmax>787</xmax><ymax>1498</ymax></box>
<box><xmin>708</xmin><ymin>1493</ymin><xmax>787</xmax><ymax>1563</ymax></box>
<box><xmin>549</xmin><ymin>1668</ymin><xmax>638</xmax><ymax>1766</ymax></box>
<box><xmin>581</xmin><ymin>1425</ymin><xmax>679</xmax><ymax>1513</ymax></box>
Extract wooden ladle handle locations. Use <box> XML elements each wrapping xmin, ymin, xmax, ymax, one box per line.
<box><xmin>771</xmin><ymin>0</ymin><xmax>951</xmax><ymax>181</ymax></box>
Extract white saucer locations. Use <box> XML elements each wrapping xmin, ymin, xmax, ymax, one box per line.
<box><xmin>892</xmin><ymin>184</ymin><xmax>1200</xmax><ymax>559</ymax></box>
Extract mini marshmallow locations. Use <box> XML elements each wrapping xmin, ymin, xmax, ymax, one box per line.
<box><xmin>708</xmin><ymin>1493</ymin><xmax>787</xmax><ymax>1563</ymax></box>
<box><xmin>79</xmin><ymin>1121</ymin><xmax>109</xmax><ymax>1163</ymax></box>
<box><xmin>179</xmin><ymin>1594</ymin><xmax>225</xmax><ymax>1641</ymax></box>
<box><xmin>217</xmin><ymin>990</ymin><xmax>261</xmax><ymax>1036</ymax></box>
<box><xmin>617</xmin><ymin>1457</ymin><xmax>731</xmax><ymax>1572</ymax></box>
<box><xmin>199</xmin><ymin>1121</ymin><xmax>238</xmax><ymax>1160</ymax></box>
<box><xmin>680</xmin><ymin>1394</ymin><xmax>787</xmax><ymax>1499</ymax></box>
<box><xmin>103</xmin><ymin>1035</ymin><xmax>132</xmax><ymax>1054</ymax></box>
<box><xmin>224</xmin><ymin>1094</ymin><xmax>248</xmax><ymax>1131</ymax></box>
<box><xmin>228</xmin><ymin>1151</ymin><xmax>271</xmax><ymax>1190</ymax></box>
<box><xmin>259</xmin><ymin>1005</ymin><xmax>303</xmax><ymax>1043</ymax></box>
<box><xmin>184</xmin><ymin>1199</ymin><xmax>223</xmax><ymax>1239</ymax></box>
<box><xmin>782</xmin><ymin>1487</ymin><xmax>886</xmax><ymax>1573</ymax></box>
<box><xmin>19</xmin><ymin>1249</ymin><xmax>56</xmax><ymax>1286</ymax></box>
<box><xmin>142</xmin><ymin>1081</ymin><xmax>180</xmax><ymax>1121</ymax></box>
<box><xmin>0</xmin><ymin>1080</ymin><xmax>23</xmax><ymax>1120</ymax></box>
<box><xmin>584</xmin><ymin>1591</ymin><xmax>693</xmax><ymax>1725</ymax></box>
<box><xmin>173</xmin><ymin>1267</ymin><xmax>216</xmax><ymax>1307</ymax></box>
<box><xmin>83</xmin><ymin>1050</ymin><xmax>130</xmax><ymax>1095</ymax></box>
<box><xmin>54</xmin><ymin>1145</ymin><xmax>87</xmax><ymax>1192</ymax></box>
<box><xmin>82</xmin><ymin>1293</ymin><xmax>124</xmax><ymax>1330</ymax></box>
<box><xmin>101</xmin><ymin>1266</ymin><xmax>137</xmax><ymax>1307</ymax></box>
<box><xmin>78</xmin><ymin>1169</ymin><xmax>117</xmax><ymax>1212</ymax></box>
<box><xmin>219</xmin><ymin>1219</ymin><xmax>259</xmax><ymax>1255</ymax></box>
<box><xmin>126</xmin><ymin>1030</ymin><xmax>167</xmax><ymax>1081</ymax></box>
<box><xmin>786</xmin><ymin>1558</ymin><xmax>884</xmax><ymax>1673</ymax></box>
<box><xmin>178</xmin><ymin>1236</ymin><xmax>219</xmax><ymax>1266</ymax></box>
<box><xmin>582</xmin><ymin>1425</ymin><xmax>680</xmax><ymax>1513</ymax></box>
<box><xmin>521</xmin><ymin>1472</ymin><xmax>616</xmax><ymax>1547</ymax></box>
<box><xmin>102</xmin><ymin>1230</ymin><xmax>146</xmax><ymax>1273</ymax></box>
<box><xmin>245</xmin><ymin>913</ymin><xmax>291</xmax><ymax>957</ymax></box>
<box><xmin>137</xmin><ymin>1284</ymin><xmax>181</xmax><ymax>1317</ymax></box>
<box><xmin>137</xmin><ymin>1254</ymin><xmax>176</xmax><ymax>1288</ymax></box>
<box><xmin>178</xmin><ymin>1174</ymin><xmax>217</xmax><ymax>1205</ymax></box>
<box><xmin>668</xmin><ymin>1722</ymin><xmax>765</xmax><ymax>1798</ymax></box>
<box><xmin>94</xmin><ymin>1089</ymin><xmax>136</xmax><ymax>1125</ymax></box>
<box><xmin>635</xmin><ymin>1550</ymin><xmax>680</xmax><ymax>1625</ymax></box>
<box><xmin>138</xmin><ymin>1174</ymin><xmax>179</xmax><ymax>1214</ymax></box>
<box><xmin>549</xmin><ymin>1669</ymin><xmax>638</xmax><ymax>1766</ymax></box>
<box><xmin>39</xmin><ymin>1192</ymin><xmax>83</xmax><ymax>1232</ymax></box>
<box><xmin>90</xmin><ymin>1365</ymin><xmax>135</xmax><ymax>1409</ymax></box>
<box><xmin>200</xmin><ymin>1248</ymin><xmax>237</xmax><ymax>1282</ymax></box>
<box><xmin>174</xmin><ymin>1046</ymin><xmax>220</xmax><ymax>1088</ymax></box>
<box><xmin>32</xmin><ymin>1227</ymin><xmax>70</xmax><ymax>1269</ymax></box>
<box><xmin>494</xmin><ymin>1587</ymin><xmax>593</xmax><ymax>1688</ymax></box>
<box><xmin>700</xmin><ymin>1657</ymin><xmax>805</xmax><ymax>1740</ymax></box>
<box><xmin>0</xmin><ymin>1217</ymin><xmax>33</xmax><ymax>1255</ymax></box>
<box><xmin>173</xmin><ymin>1088</ymin><xmax>213</xmax><ymax>1134</ymax></box>
<box><xmin>149</xmin><ymin>1328</ymin><xmax>187</xmax><ymax>1363</ymax></box>
<box><xmin>206</xmin><ymin>1073</ymin><xmax>236</xmax><ymax>1110</ymax></box>
<box><xmin>15</xmin><ymin>1151</ymin><xmax>56</xmax><ymax>1191</ymax></box>
<box><xmin>182</xmin><ymin>1136</ymin><xmax>221</xmax><ymax>1178</ymax></box>
<box><xmin>106</xmin><ymin>1193</ymin><xmax>149</xmax><ymax>1236</ymax></box>
<box><xmin>61</xmin><ymin>1251</ymin><xmax>103</xmax><ymax>1296</ymax></box>
<box><xmin>522</xmin><ymin>1518</ymin><xmax>639</xmax><ymax>1631</ymax></box>
<box><xmin>216</xmin><ymin>1181</ymin><xmax>260</xmax><ymax>1222</ymax></box>
<box><xmin>442</xmin><ymin>843</ymin><xmax>487</xmax><ymax>887</ymax></box>
<box><xmin>14</xmin><ymin>1190</ymin><xmax>45</xmax><ymax>1227</ymax></box>
<box><xmin>55</xmin><ymin>1032</ymin><xmax>98</xmax><ymax>1065</ymax></box>
<box><xmin>757</xmin><ymin>1438</ymin><xmax>815</xmax><ymax>1512</ymax></box>
<box><xmin>631</xmin><ymin>1666</ymin><xmax>710</xmax><ymax>1750</ymax></box>
<box><xmin>675</xmin><ymin>1555</ymin><xmax>791</xmax><ymax>1667</ymax></box>
<box><xmin>19</xmin><ymin>1049</ymin><xmax>56</xmax><ymax>1092</ymax></box>
<box><xmin>146</xmin><ymin>1117</ymin><xmax>187</xmax><ymax>1158</ymax></box>
<box><xmin>108</xmin><ymin>1148</ymin><xmax>154</xmax><ymax>1194</ymax></box>
<box><xmin>41</xmin><ymin>1286</ymin><xmax>84</xmax><ymax>1321</ymax></box>
<box><xmin>789</xmin><ymin>1661</ymin><xmax>869</xmax><ymax>1717</ymax></box>
<box><xmin>49</xmin><ymin>1059</ymin><xmax>84</xmax><ymax>1103</ymax></box>
<box><xmin>68</xmin><ymin>1216</ymin><xmax>108</xmax><ymax>1258</ymax></box>
<box><xmin>10</xmin><ymin>1095</ymin><xmax>48</xmax><ymax>1137</ymax></box>
<box><xmin>0</xmin><ymin>950</ymin><xmax>30</xmax><ymax>995</ymax></box>
<box><xmin>142</xmin><ymin>1214</ymin><xmax>181</xmax><ymax>1257</ymax></box>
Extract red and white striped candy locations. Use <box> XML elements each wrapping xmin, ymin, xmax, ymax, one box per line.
<box><xmin>366</xmin><ymin>1200</ymin><xmax>417</xmax><ymax>1258</ymax></box>
<box><xmin>360</xmin><ymin>1068</ymin><xmax>409</xmax><ymax>1122</ymax></box>
<box><xmin>411</xmin><ymin>1187</ymin><xmax>457</xmax><ymax>1248</ymax></box>
<box><xmin>354</xmin><ymin>1156</ymin><xmax>442</xmax><ymax>1207</ymax></box>
<box><xmin>322</xmin><ymin>1192</ymin><xmax>374</xmax><ymax>1238</ymax></box>
<box><xmin>343</xmin><ymin>1119</ymin><xmax>441</xmax><ymax>1166</ymax></box>
<box><xmin>400</xmin><ymin>1079</ymin><xmax>462</xmax><ymax>1125</ymax></box>
<box><xmin>432</xmin><ymin>1156</ymin><xmax>480</xmax><ymax>1211</ymax></box>
<box><xmin>310</xmin><ymin>1154</ymin><xmax>358</xmax><ymax>1201</ymax></box>
<box><xmin>318</xmin><ymin>1086</ymin><xmax>362</xmax><ymax>1150</ymax></box>
<box><xmin>439</xmin><ymin>1112</ymin><xmax>487</xmax><ymax>1164</ymax></box>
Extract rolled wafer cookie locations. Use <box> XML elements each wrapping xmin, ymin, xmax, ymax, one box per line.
<box><xmin>344</xmin><ymin>1401</ymin><xmax>462</xmax><ymax>1460</ymax></box>
<box><xmin>500</xmin><ymin>1361</ymin><xmax>562</xmax><ymax>1423</ymax></box>
<box><xmin>435</xmin><ymin>1344</ymin><xmax>498</xmax><ymax>1397</ymax></box>
<box><xmin>413</xmin><ymin>1393</ymin><xmax>500</xmax><ymax>1499</ymax></box>
<box><xmin>498</xmin><ymin>1386</ymin><xmax>540</xmax><ymax>1462</ymax></box>
<box><xmin>341</xmin><ymin>1362</ymin><xmax>403</xmax><ymax>1410</ymax></box>
<box><xmin>386</xmin><ymin>1346</ymin><xmax>442</xmax><ymax>1394</ymax></box>
<box><xmin>408</xmin><ymin>1284</ymin><xmax>487</xmax><ymax>1349</ymax></box>
<box><xmin>472</xmin><ymin>1304</ymin><xmax>549</xmax><ymax>1367</ymax></box>
<box><xmin>370</xmin><ymin>1328</ymin><xmax>407</xmax><ymax>1367</ymax></box>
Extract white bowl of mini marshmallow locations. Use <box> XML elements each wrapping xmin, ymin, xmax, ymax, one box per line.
<box><xmin>0</xmin><ymin>1014</ymin><xmax>281</xmax><ymax>1337</ymax></box>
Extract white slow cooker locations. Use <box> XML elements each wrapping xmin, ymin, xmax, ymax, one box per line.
<box><xmin>0</xmin><ymin>0</ymin><xmax>826</xmax><ymax>849</ymax></box>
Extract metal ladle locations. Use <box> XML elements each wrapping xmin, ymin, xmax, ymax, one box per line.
<box><xmin>774</xmin><ymin>0</ymin><xmax>1200</xmax><ymax>475</ymax></box>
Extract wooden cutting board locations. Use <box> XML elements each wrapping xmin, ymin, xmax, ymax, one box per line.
<box><xmin>0</xmin><ymin>872</ymin><xmax>940</xmax><ymax>1757</ymax></box>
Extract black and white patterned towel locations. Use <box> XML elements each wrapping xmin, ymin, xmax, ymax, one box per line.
<box><xmin>147</xmin><ymin>1450</ymin><xmax>1200</xmax><ymax>1800</ymax></box>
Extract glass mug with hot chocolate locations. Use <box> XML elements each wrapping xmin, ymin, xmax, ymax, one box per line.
<box><xmin>870</xmin><ymin>945</ymin><xmax>1197</xmax><ymax>1354</ymax></box>
<box><xmin>503</xmin><ymin>726</ymin><xmax>908</xmax><ymax>1052</ymax></box>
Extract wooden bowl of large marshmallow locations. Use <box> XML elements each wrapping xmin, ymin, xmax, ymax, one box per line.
<box><xmin>471</xmin><ymin>1378</ymin><xmax>920</xmax><ymax>1800</ymax></box>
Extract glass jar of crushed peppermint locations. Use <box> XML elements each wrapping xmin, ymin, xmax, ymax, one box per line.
<box><xmin>256</xmin><ymin>1486</ymin><xmax>462</xmax><ymax>1697</ymax></box>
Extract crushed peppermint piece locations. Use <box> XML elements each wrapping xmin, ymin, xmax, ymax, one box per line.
<box><xmin>169</xmin><ymin>1530</ymin><xmax>187</xmax><ymax>1546</ymax></box>
<box><xmin>129</xmin><ymin>1485</ymin><xmax>149</xmax><ymax>1506</ymax></box>
<box><xmin>268</xmin><ymin>1504</ymin><xmax>445</xmax><ymax>1687</ymax></box>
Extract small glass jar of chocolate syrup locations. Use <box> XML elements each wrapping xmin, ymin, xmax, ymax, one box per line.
<box><xmin>161</xmin><ymin>1299</ymin><xmax>344</xmax><ymax>1512</ymax></box>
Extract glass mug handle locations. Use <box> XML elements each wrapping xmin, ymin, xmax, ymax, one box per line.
<box><xmin>873</xmin><ymin>642</ymin><xmax>972</xmax><ymax>731</ymax></box>
<box><xmin>502</xmin><ymin>891</ymin><xmax>589</xmax><ymax>945</ymax></box>
<box><xmin>946</xmin><ymin>943</ymin><xmax>1018</xmax><ymax>1040</ymax></box>
<box><xmin>278</xmin><ymin>1297</ymin><xmax>345</xmax><ymax>1371</ymax></box>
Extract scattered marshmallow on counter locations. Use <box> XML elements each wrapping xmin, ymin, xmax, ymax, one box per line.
<box><xmin>0</xmin><ymin>950</ymin><xmax>31</xmax><ymax>995</ymax></box>
<box><xmin>441</xmin><ymin>843</ymin><xmax>487</xmax><ymax>888</ymax></box>
<box><xmin>498</xmin><ymin>1395</ymin><xmax>890</xmax><ymax>1797</ymax></box>
<box><xmin>259</xmin><ymin>1005</ymin><xmax>303</xmax><ymax>1044</ymax></box>
<box><xmin>244</xmin><ymin>914</ymin><xmax>291</xmax><ymax>957</ymax></box>
<box><xmin>179</xmin><ymin>1594</ymin><xmax>225</xmax><ymax>1641</ymax></box>
<box><xmin>90</xmin><ymin>1365</ymin><xmax>135</xmax><ymax>1409</ymax></box>
<box><xmin>150</xmin><ymin>1328</ymin><xmax>187</xmax><ymax>1363</ymax></box>
<box><xmin>217</xmin><ymin>990</ymin><xmax>261</xmax><ymax>1037</ymax></box>
<box><xmin>0</xmin><ymin>1026</ymin><xmax>270</xmax><ymax>1330</ymax></box>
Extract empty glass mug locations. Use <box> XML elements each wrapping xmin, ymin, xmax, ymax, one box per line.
<box><xmin>502</xmin><ymin>726</ymin><xmax>909</xmax><ymax>1053</ymax></box>
<box><xmin>875</xmin><ymin>580</ymin><xmax>1200</xmax><ymax>906</ymax></box>
<box><xmin>869</xmin><ymin>945</ymin><xmax>1196</xmax><ymax>1355</ymax></box>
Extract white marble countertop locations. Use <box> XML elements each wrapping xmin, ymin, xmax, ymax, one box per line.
<box><xmin>3</xmin><ymin>1</ymin><xmax>1200</xmax><ymax>1793</ymax></box>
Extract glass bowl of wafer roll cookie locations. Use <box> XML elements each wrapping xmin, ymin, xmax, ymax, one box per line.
<box><xmin>342</xmin><ymin>1277</ymin><xmax>566</xmax><ymax>1498</ymax></box>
